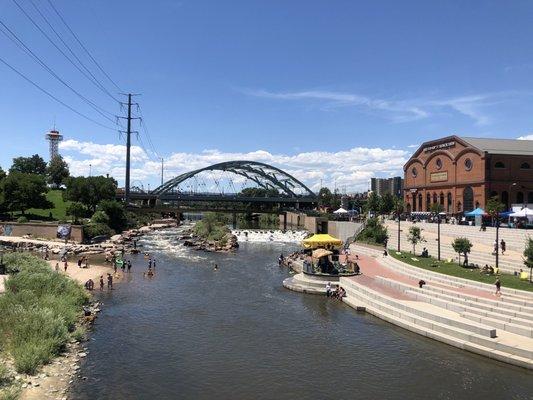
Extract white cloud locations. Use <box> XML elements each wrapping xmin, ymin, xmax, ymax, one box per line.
<box><xmin>242</xmin><ymin>88</ymin><xmax>524</xmax><ymax>126</ymax></box>
<box><xmin>517</xmin><ymin>134</ymin><xmax>533</xmax><ymax>140</ymax></box>
<box><xmin>58</xmin><ymin>139</ymin><xmax>408</xmax><ymax>193</ymax></box>
<box><xmin>242</xmin><ymin>89</ymin><xmax>429</xmax><ymax>123</ymax></box>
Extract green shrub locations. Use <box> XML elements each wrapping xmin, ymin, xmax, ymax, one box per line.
<box><xmin>71</xmin><ymin>326</ymin><xmax>86</xmax><ymax>342</ymax></box>
<box><xmin>357</xmin><ymin>217</ymin><xmax>388</xmax><ymax>245</ymax></box>
<box><xmin>0</xmin><ymin>364</ymin><xmax>10</xmax><ymax>386</ymax></box>
<box><xmin>0</xmin><ymin>253</ymin><xmax>88</xmax><ymax>374</ymax></box>
<box><xmin>91</xmin><ymin>210</ymin><xmax>109</xmax><ymax>225</ymax></box>
<box><xmin>83</xmin><ymin>223</ymin><xmax>114</xmax><ymax>239</ymax></box>
<box><xmin>16</xmin><ymin>216</ymin><xmax>27</xmax><ymax>223</ymax></box>
<box><xmin>0</xmin><ymin>386</ymin><xmax>20</xmax><ymax>400</ymax></box>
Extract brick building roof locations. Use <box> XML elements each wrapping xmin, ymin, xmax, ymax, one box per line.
<box><xmin>461</xmin><ymin>137</ymin><xmax>533</xmax><ymax>156</ymax></box>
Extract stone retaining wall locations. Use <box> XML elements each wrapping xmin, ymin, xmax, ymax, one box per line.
<box><xmin>0</xmin><ymin>222</ymin><xmax>84</xmax><ymax>243</ymax></box>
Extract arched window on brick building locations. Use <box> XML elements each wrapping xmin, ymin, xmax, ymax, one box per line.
<box><xmin>426</xmin><ymin>193</ymin><xmax>430</xmax><ymax>212</ymax></box>
<box><xmin>517</xmin><ymin>191</ymin><xmax>525</xmax><ymax>205</ymax></box>
<box><xmin>447</xmin><ymin>193</ymin><xmax>452</xmax><ymax>212</ymax></box>
<box><xmin>463</xmin><ymin>186</ymin><xmax>474</xmax><ymax>212</ymax></box>
<box><xmin>418</xmin><ymin>193</ymin><xmax>422</xmax><ymax>212</ymax></box>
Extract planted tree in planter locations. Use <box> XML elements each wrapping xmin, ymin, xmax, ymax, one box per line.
<box><xmin>452</xmin><ymin>237</ymin><xmax>473</xmax><ymax>267</ymax></box>
<box><xmin>407</xmin><ymin>226</ymin><xmax>424</xmax><ymax>255</ymax></box>
<box><xmin>523</xmin><ymin>237</ymin><xmax>533</xmax><ymax>283</ymax></box>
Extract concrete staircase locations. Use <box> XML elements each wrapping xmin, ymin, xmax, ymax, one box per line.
<box><xmin>340</xmin><ymin>243</ymin><xmax>533</xmax><ymax>369</ymax></box>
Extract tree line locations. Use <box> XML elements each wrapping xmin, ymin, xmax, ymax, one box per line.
<box><xmin>0</xmin><ymin>153</ymin><xmax>130</xmax><ymax>238</ymax></box>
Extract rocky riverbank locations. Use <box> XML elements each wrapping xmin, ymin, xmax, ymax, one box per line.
<box><xmin>0</xmin><ymin>219</ymin><xmax>179</xmax><ymax>259</ymax></box>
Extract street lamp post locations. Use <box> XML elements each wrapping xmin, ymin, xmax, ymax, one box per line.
<box><xmin>397</xmin><ymin>211</ymin><xmax>401</xmax><ymax>252</ymax></box>
<box><xmin>437</xmin><ymin>213</ymin><xmax>441</xmax><ymax>261</ymax></box>
<box><xmin>495</xmin><ymin>217</ymin><xmax>500</xmax><ymax>269</ymax></box>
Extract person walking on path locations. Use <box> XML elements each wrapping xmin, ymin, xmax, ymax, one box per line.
<box><xmin>99</xmin><ymin>275</ymin><xmax>104</xmax><ymax>291</ymax></box>
<box><xmin>492</xmin><ymin>240</ymin><xmax>498</xmax><ymax>255</ymax></box>
<box><xmin>500</xmin><ymin>239</ymin><xmax>506</xmax><ymax>255</ymax></box>
<box><xmin>55</xmin><ymin>262</ymin><xmax>60</xmax><ymax>272</ymax></box>
<box><xmin>63</xmin><ymin>259</ymin><xmax>68</xmax><ymax>272</ymax></box>
<box><xmin>494</xmin><ymin>278</ymin><xmax>502</xmax><ymax>296</ymax></box>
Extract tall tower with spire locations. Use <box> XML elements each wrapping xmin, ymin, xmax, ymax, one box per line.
<box><xmin>45</xmin><ymin>129</ymin><xmax>63</xmax><ymax>160</ymax></box>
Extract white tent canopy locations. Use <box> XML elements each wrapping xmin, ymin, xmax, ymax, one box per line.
<box><xmin>333</xmin><ymin>207</ymin><xmax>348</xmax><ymax>214</ymax></box>
<box><xmin>510</xmin><ymin>207</ymin><xmax>533</xmax><ymax>217</ymax></box>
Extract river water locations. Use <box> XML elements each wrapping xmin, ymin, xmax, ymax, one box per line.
<box><xmin>71</xmin><ymin>227</ymin><xmax>533</xmax><ymax>400</ymax></box>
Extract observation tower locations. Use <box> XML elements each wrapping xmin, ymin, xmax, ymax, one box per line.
<box><xmin>45</xmin><ymin>129</ymin><xmax>63</xmax><ymax>160</ymax></box>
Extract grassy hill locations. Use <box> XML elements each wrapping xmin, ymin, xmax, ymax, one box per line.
<box><xmin>14</xmin><ymin>189</ymin><xmax>72</xmax><ymax>221</ymax></box>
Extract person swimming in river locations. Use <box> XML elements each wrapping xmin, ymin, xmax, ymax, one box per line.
<box><xmin>144</xmin><ymin>266</ymin><xmax>154</xmax><ymax>278</ymax></box>
<box><xmin>214</xmin><ymin>264</ymin><xmax>218</xmax><ymax>271</ymax></box>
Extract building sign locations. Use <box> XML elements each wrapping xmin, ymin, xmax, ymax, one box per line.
<box><xmin>423</xmin><ymin>141</ymin><xmax>455</xmax><ymax>153</ymax></box>
<box><xmin>430</xmin><ymin>171</ymin><xmax>448</xmax><ymax>182</ymax></box>
<box><xmin>410</xmin><ymin>188</ymin><xmax>418</xmax><ymax>193</ymax></box>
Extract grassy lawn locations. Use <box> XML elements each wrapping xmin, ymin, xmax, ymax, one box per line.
<box><xmin>390</xmin><ymin>250</ymin><xmax>533</xmax><ymax>292</ymax></box>
<box><xmin>14</xmin><ymin>189</ymin><xmax>71</xmax><ymax>221</ymax></box>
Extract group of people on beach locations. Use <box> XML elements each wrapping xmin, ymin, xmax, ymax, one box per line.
<box><xmin>77</xmin><ymin>256</ymin><xmax>90</xmax><ymax>269</ymax></box>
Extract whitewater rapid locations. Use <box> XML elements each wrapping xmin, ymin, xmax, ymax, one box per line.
<box><xmin>231</xmin><ymin>229</ymin><xmax>308</xmax><ymax>243</ymax></box>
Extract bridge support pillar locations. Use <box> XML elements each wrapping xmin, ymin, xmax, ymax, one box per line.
<box><xmin>232</xmin><ymin>212</ymin><xmax>237</xmax><ymax>229</ymax></box>
<box><xmin>283</xmin><ymin>212</ymin><xmax>287</xmax><ymax>231</ymax></box>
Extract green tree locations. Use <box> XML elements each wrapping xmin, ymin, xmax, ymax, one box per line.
<box><xmin>486</xmin><ymin>196</ymin><xmax>505</xmax><ymax>215</ymax></box>
<box><xmin>2</xmin><ymin>172</ymin><xmax>52</xmax><ymax>214</ymax></box>
<box><xmin>523</xmin><ymin>238</ymin><xmax>533</xmax><ymax>283</ymax></box>
<box><xmin>91</xmin><ymin>210</ymin><xmax>110</xmax><ymax>225</ymax></box>
<box><xmin>64</xmin><ymin>176</ymin><xmax>117</xmax><ymax>212</ymax></box>
<box><xmin>357</xmin><ymin>217</ymin><xmax>389</xmax><ymax>245</ymax></box>
<box><xmin>66</xmin><ymin>202</ymin><xmax>87</xmax><ymax>224</ymax></box>
<box><xmin>380</xmin><ymin>193</ymin><xmax>395</xmax><ymax>214</ymax></box>
<box><xmin>452</xmin><ymin>237</ymin><xmax>473</xmax><ymax>266</ymax></box>
<box><xmin>430</xmin><ymin>202</ymin><xmax>444</xmax><ymax>214</ymax></box>
<box><xmin>366</xmin><ymin>192</ymin><xmax>382</xmax><ymax>214</ymax></box>
<box><xmin>394</xmin><ymin>197</ymin><xmax>405</xmax><ymax>215</ymax></box>
<box><xmin>9</xmin><ymin>154</ymin><xmax>47</xmax><ymax>175</ymax></box>
<box><xmin>318</xmin><ymin>187</ymin><xmax>333</xmax><ymax>207</ymax></box>
<box><xmin>407</xmin><ymin>226</ymin><xmax>424</xmax><ymax>254</ymax></box>
<box><xmin>96</xmin><ymin>200</ymin><xmax>128</xmax><ymax>232</ymax></box>
<box><xmin>47</xmin><ymin>155</ymin><xmax>70</xmax><ymax>188</ymax></box>
<box><xmin>0</xmin><ymin>166</ymin><xmax>6</xmax><ymax>181</ymax></box>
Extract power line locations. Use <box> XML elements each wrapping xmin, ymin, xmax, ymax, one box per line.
<box><xmin>0</xmin><ymin>19</ymin><xmax>118</xmax><ymax>125</ymax></box>
<box><xmin>45</xmin><ymin>0</ymin><xmax>123</xmax><ymax>92</ymax></box>
<box><xmin>0</xmin><ymin>55</ymin><xmax>117</xmax><ymax>131</ymax></box>
<box><xmin>11</xmin><ymin>0</ymin><xmax>120</xmax><ymax>103</ymax></box>
<box><xmin>136</xmin><ymin>104</ymin><xmax>161</xmax><ymax>160</ymax></box>
<box><xmin>28</xmin><ymin>0</ymin><xmax>120</xmax><ymax>106</ymax></box>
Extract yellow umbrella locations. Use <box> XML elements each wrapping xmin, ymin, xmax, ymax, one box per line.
<box><xmin>302</xmin><ymin>234</ymin><xmax>343</xmax><ymax>249</ymax></box>
<box><xmin>312</xmin><ymin>248</ymin><xmax>333</xmax><ymax>259</ymax></box>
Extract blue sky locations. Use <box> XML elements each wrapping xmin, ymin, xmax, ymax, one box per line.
<box><xmin>1</xmin><ymin>0</ymin><xmax>533</xmax><ymax>191</ymax></box>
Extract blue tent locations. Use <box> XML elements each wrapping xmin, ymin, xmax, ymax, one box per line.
<box><xmin>499</xmin><ymin>211</ymin><xmax>513</xmax><ymax>218</ymax></box>
<box><xmin>464</xmin><ymin>207</ymin><xmax>486</xmax><ymax>217</ymax></box>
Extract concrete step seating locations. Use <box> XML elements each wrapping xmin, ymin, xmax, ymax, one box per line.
<box><xmin>340</xmin><ymin>277</ymin><xmax>533</xmax><ymax>365</ymax></box>
<box><xmin>341</xmin><ymin>278</ymin><xmax>496</xmax><ymax>338</ymax></box>
<box><xmin>375</xmin><ymin>276</ymin><xmax>533</xmax><ymax>338</ymax></box>
<box><xmin>376</xmin><ymin>255</ymin><xmax>533</xmax><ymax>306</ymax></box>
<box><xmin>282</xmin><ymin>273</ymin><xmax>338</xmax><ymax>294</ymax></box>
<box><xmin>375</xmin><ymin>275</ymin><xmax>533</xmax><ymax>317</ymax></box>
<box><xmin>352</xmin><ymin>244</ymin><xmax>533</xmax><ymax>303</ymax></box>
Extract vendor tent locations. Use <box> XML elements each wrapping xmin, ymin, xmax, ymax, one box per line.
<box><xmin>464</xmin><ymin>207</ymin><xmax>486</xmax><ymax>217</ymax></box>
<box><xmin>510</xmin><ymin>207</ymin><xmax>533</xmax><ymax>217</ymax></box>
<box><xmin>312</xmin><ymin>249</ymin><xmax>333</xmax><ymax>259</ymax></box>
<box><xmin>302</xmin><ymin>234</ymin><xmax>343</xmax><ymax>249</ymax></box>
<box><xmin>333</xmin><ymin>207</ymin><xmax>348</xmax><ymax>214</ymax></box>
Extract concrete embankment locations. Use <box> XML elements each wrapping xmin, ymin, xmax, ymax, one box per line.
<box><xmin>340</xmin><ymin>243</ymin><xmax>533</xmax><ymax>370</ymax></box>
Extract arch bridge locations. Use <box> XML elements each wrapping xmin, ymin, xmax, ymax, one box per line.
<box><xmin>125</xmin><ymin>161</ymin><xmax>318</xmax><ymax>208</ymax></box>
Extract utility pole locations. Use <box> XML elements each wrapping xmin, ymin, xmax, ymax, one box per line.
<box><xmin>125</xmin><ymin>94</ymin><xmax>132</xmax><ymax>204</ymax></box>
<box><xmin>119</xmin><ymin>94</ymin><xmax>140</xmax><ymax>205</ymax></box>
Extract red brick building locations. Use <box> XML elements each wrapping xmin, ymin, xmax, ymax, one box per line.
<box><xmin>403</xmin><ymin>136</ymin><xmax>533</xmax><ymax>214</ymax></box>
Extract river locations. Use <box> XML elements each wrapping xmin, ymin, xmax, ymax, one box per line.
<box><xmin>71</xmin><ymin>227</ymin><xmax>533</xmax><ymax>400</ymax></box>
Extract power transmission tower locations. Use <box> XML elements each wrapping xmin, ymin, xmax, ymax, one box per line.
<box><xmin>118</xmin><ymin>93</ymin><xmax>140</xmax><ymax>204</ymax></box>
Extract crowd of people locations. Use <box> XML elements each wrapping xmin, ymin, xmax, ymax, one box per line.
<box><xmin>325</xmin><ymin>282</ymin><xmax>346</xmax><ymax>299</ymax></box>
